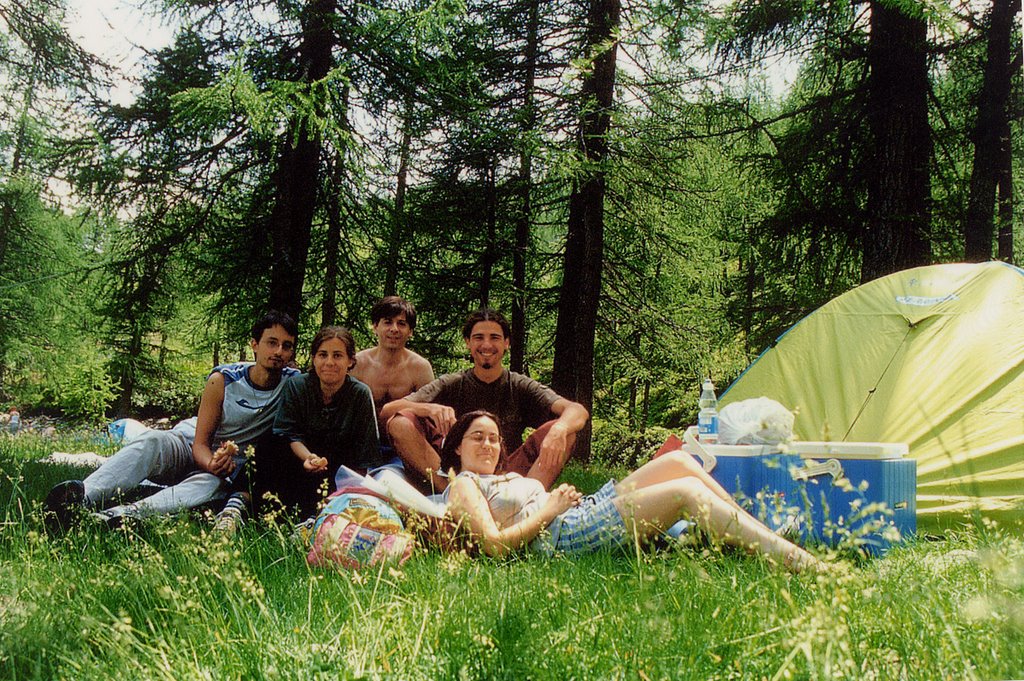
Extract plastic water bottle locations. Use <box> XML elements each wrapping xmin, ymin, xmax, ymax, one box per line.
<box><xmin>698</xmin><ymin>379</ymin><xmax>718</xmax><ymax>444</ymax></box>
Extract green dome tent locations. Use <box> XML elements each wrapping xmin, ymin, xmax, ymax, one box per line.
<box><xmin>721</xmin><ymin>262</ymin><xmax>1024</xmax><ymax>530</ymax></box>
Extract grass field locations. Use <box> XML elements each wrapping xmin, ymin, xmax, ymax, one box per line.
<box><xmin>1</xmin><ymin>433</ymin><xmax>1022</xmax><ymax>680</ymax></box>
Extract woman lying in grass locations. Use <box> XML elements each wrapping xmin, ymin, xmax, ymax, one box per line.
<box><xmin>439</xmin><ymin>410</ymin><xmax>828</xmax><ymax>573</ymax></box>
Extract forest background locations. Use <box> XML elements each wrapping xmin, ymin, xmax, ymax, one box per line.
<box><xmin>0</xmin><ymin>0</ymin><xmax>1021</xmax><ymax>462</ymax></box>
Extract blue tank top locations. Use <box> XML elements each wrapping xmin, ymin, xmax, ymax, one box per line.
<box><xmin>214</xmin><ymin>362</ymin><xmax>300</xmax><ymax>449</ymax></box>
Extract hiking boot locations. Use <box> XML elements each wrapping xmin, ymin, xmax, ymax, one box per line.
<box><xmin>212</xmin><ymin>506</ymin><xmax>242</xmax><ymax>535</ymax></box>
<box><xmin>90</xmin><ymin>505</ymin><xmax>140</xmax><ymax>531</ymax></box>
<box><xmin>212</xmin><ymin>492</ymin><xmax>250</xmax><ymax>535</ymax></box>
<box><xmin>44</xmin><ymin>480</ymin><xmax>87</xmax><ymax>532</ymax></box>
<box><xmin>291</xmin><ymin>516</ymin><xmax>317</xmax><ymax>545</ymax></box>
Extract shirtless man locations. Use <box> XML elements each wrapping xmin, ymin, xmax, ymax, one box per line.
<box><xmin>351</xmin><ymin>296</ymin><xmax>434</xmax><ymax>422</ymax></box>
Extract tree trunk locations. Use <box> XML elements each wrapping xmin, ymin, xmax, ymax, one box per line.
<box><xmin>640</xmin><ymin>380</ymin><xmax>650</xmax><ymax>432</ymax></box>
<box><xmin>742</xmin><ymin>246</ymin><xmax>756</xmax><ymax>354</ymax></box>
<box><xmin>861</xmin><ymin>0</ymin><xmax>932</xmax><ymax>282</ymax></box>
<box><xmin>322</xmin><ymin>84</ymin><xmax>351</xmax><ymax>324</ymax></box>
<box><xmin>551</xmin><ymin>0</ymin><xmax>621</xmax><ymax>461</ymax></box>
<box><xmin>322</xmin><ymin>154</ymin><xmax>343</xmax><ymax>325</ymax></box>
<box><xmin>511</xmin><ymin>0</ymin><xmax>540</xmax><ymax>376</ymax></box>
<box><xmin>964</xmin><ymin>0</ymin><xmax>1020</xmax><ymax>261</ymax></box>
<box><xmin>996</xmin><ymin>117</ymin><xmax>1014</xmax><ymax>262</ymax></box>
<box><xmin>480</xmin><ymin>159</ymin><xmax>498</xmax><ymax>307</ymax></box>
<box><xmin>385</xmin><ymin>93</ymin><xmax>414</xmax><ymax>297</ymax></box>
<box><xmin>628</xmin><ymin>377</ymin><xmax>637</xmax><ymax>430</ymax></box>
<box><xmin>267</xmin><ymin>0</ymin><xmax>337</xmax><ymax>320</ymax></box>
<box><xmin>158</xmin><ymin>331</ymin><xmax>167</xmax><ymax>370</ymax></box>
<box><xmin>113</xmin><ymin>326</ymin><xmax>144</xmax><ymax>418</ymax></box>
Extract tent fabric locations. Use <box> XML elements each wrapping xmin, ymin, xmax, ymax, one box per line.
<box><xmin>721</xmin><ymin>262</ymin><xmax>1024</xmax><ymax>530</ymax></box>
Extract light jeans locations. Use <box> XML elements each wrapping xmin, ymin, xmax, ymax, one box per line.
<box><xmin>83</xmin><ymin>426</ymin><xmax>227</xmax><ymax>517</ymax></box>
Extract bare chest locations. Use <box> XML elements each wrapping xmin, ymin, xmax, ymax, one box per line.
<box><xmin>359</xmin><ymin>362</ymin><xmax>420</xmax><ymax>405</ymax></box>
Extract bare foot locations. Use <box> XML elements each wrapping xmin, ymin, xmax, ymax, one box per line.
<box><xmin>784</xmin><ymin>549</ymin><xmax>835</xmax><ymax>575</ymax></box>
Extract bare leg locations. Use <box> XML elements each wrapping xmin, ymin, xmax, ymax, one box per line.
<box><xmin>387</xmin><ymin>414</ymin><xmax>448</xmax><ymax>492</ymax></box>
<box><xmin>615</xmin><ymin>450</ymin><xmax>748</xmax><ymax>516</ymax></box>
<box><xmin>613</xmin><ymin>477</ymin><xmax>825</xmax><ymax>573</ymax></box>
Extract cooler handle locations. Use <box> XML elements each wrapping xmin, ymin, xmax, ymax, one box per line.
<box><xmin>684</xmin><ymin>426</ymin><xmax>717</xmax><ymax>473</ymax></box>
<box><xmin>791</xmin><ymin>458</ymin><xmax>843</xmax><ymax>481</ymax></box>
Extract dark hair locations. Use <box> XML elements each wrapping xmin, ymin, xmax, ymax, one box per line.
<box><xmin>250</xmin><ymin>310</ymin><xmax>298</xmax><ymax>343</ymax></box>
<box><xmin>439</xmin><ymin>409</ymin><xmax>505</xmax><ymax>473</ymax></box>
<box><xmin>461</xmin><ymin>308</ymin><xmax>510</xmax><ymax>340</ymax></box>
<box><xmin>309</xmin><ymin>326</ymin><xmax>357</xmax><ymax>374</ymax></box>
<box><xmin>371</xmin><ymin>296</ymin><xmax>417</xmax><ymax>329</ymax></box>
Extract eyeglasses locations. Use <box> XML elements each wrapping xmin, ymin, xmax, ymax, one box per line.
<box><xmin>463</xmin><ymin>431</ymin><xmax>501</xmax><ymax>446</ymax></box>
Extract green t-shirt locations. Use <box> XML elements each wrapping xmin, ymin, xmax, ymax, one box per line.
<box><xmin>272</xmin><ymin>373</ymin><xmax>382</xmax><ymax>471</ymax></box>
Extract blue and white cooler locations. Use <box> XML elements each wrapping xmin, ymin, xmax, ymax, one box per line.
<box><xmin>681</xmin><ymin>428</ymin><xmax>916</xmax><ymax>555</ymax></box>
<box><xmin>782</xmin><ymin>441</ymin><xmax>916</xmax><ymax>555</ymax></box>
<box><xmin>681</xmin><ymin>426</ymin><xmax>777</xmax><ymax>502</ymax></box>
<box><xmin>682</xmin><ymin>427</ymin><xmax>806</xmax><ymax>533</ymax></box>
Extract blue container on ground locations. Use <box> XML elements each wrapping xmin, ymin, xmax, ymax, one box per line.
<box><xmin>749</xmin><ymin>451</ymin><xmax>805</xmax><ymax>530</ymax></box>
<box><xmin>681</xmin><ymin>430</ymin><xmax>916</xmax><ymax>555</ymax></box>
<box><xmin>772</xmin><ymin>443</ymin><xmax>917</xmax><ymax>555</ymax></box>
<box><xmin>693</xmin><ymin>448</ymin><xmax>808</xmax><ymax>537</ymax></box>
<box><xmin>682</xmin><ymin>427</ymin><xmax>778</xmax><ymax>512</ymax></box>
<box><xmin>698</xmin><ymin>447</ymin><xmax>765</xmax><ymax>499</ymax></box>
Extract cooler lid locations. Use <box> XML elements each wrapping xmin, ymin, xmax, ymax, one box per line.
<box><xmin>684</xmin><ymin>443</ymin><xmax>778</xmax><ymax>457</ymax></box>
<box><xmin>788</xmin><ymin>441</ymin><xmax>908</xmax><ymax>459</ymax></box>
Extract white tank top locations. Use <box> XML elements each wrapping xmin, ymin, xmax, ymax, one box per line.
<box><xmin>444</xmin><ymin>472</ymin><xmax>549</xmax><ymax>527</ymax></box>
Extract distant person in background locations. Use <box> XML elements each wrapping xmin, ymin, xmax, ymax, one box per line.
<box><xmin>44</xmin><ymin>311</ymin><xmax>298</xmax><ymax>529</ymax></box>
<box><xmin>7</xmin><ymin>408</ymin><xmax>20</xmax><ymax>435</ymax></box>
<box><xmin>254</xmin><ymin>326</ymin><xmax>382</xmax><ymax>518</ymax></box>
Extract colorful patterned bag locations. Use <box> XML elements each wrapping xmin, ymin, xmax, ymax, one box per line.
<box><xmin>306</xmin><ymin>491</ymin><xmax>414</xmax><ymax>570</ymax></box>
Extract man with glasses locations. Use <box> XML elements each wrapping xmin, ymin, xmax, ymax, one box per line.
<box><xmin>44</xmin><ymin>311</ymin><xmax>299</xmax><ymax>529</ymax></box>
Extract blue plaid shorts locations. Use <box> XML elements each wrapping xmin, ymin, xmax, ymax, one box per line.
<box><xmin>531</xmin><ymin>480</ymin><xmax>628</xmax><ymax>555</ymax></box>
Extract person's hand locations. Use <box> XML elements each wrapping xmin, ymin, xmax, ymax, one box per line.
<box><xmin>421</xmin><ymin>403</ymin><xmax>457</xmax><ymax>436</ymax></box>
<box><xmin>208</xmin><ymin>441</ymin><xmax>238</xmax><ymax>477</ymax></box>
<box><xmin>304</xmin><ymin>455</ymin><xmax>329</xmax><ymax>474</ymax></box>
<box><xmin>537</xmin><ymin>423</ymin><xmax>570</xmax><ymax>471</ymax></box>
<box><xmin>545</xmin><ymin>483</ymin><xmax>581</xmax><ymax>516</ymax></box>
<box><xmin>214</xmin><ymin>440</ymin><xmax>239</xmax><ymax>460</ymax></box>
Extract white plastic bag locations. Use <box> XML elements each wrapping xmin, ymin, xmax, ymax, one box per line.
<box><xmin>718</xmin><ymin>397</ymin><xmax>794</xmax><ymax>445</ymax></box>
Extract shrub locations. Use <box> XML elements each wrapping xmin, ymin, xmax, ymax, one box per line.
<box><xmin>41</xmin><ymin>352</ymin><xmax>119</xmax><ymax>424</ymax></box>
<box><xmin>591</xmin><ymin>421</ymin><xmax>676</xmax><ymax>469</ymax></box>
<box><xmin>130</xmin><ymin>370</ymin><xmax>205</xmax><ymax>421</ymax></box>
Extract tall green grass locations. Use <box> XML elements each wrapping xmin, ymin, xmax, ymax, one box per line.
<box><xmin>1</xmin><ymin>434</ymin><xmax>1022</xmax><ymax>680</ymax></box>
